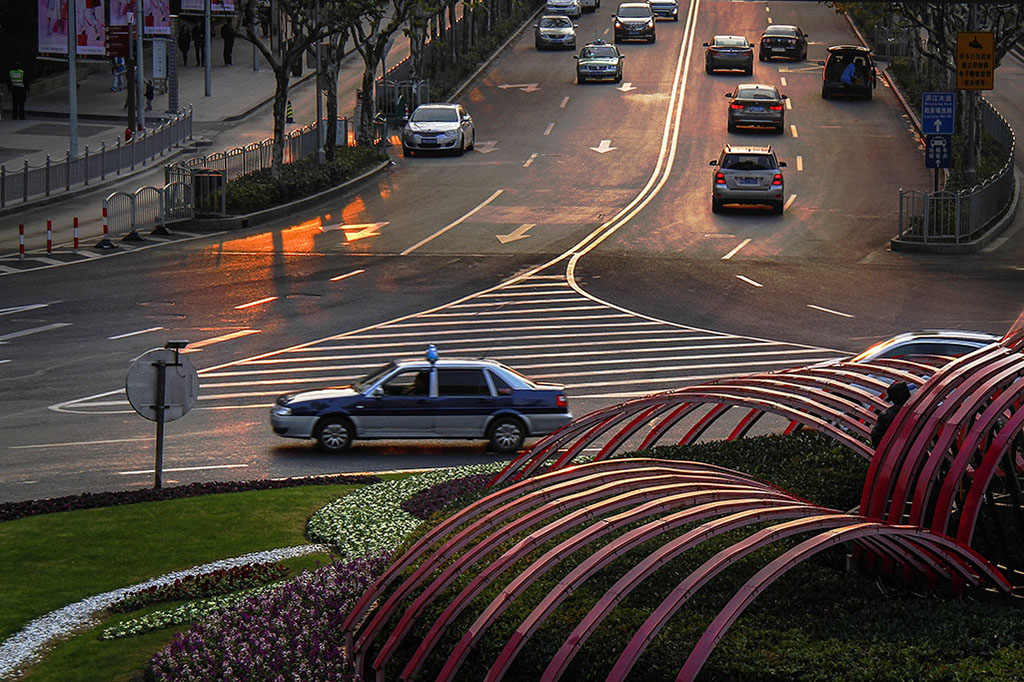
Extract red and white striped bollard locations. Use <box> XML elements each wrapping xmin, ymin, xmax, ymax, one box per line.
<box><xmin>46</xmin><ymin>220</ymin><xmax>52</xmax><ymax>254</ymax></box>
<box><xmin>73</xmin><ymin>217</ymin><xmax>79</xmax><ymax>251</ymax></box>
<box><xmin>18</xmin><ymin>224</ymin><xmax>25</xmax><ymax>260</ymax></box>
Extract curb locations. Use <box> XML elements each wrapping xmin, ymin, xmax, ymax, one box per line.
<box><xmin>185</xmin><ymin>158</ymin><xmax>393</xmax><ymax>231</ymax></box>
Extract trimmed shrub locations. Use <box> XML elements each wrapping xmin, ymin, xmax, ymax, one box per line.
<box><xmin>108</xmin><ymin>563</ymin><xmax>290</xmax><ymax>614</ymax></box>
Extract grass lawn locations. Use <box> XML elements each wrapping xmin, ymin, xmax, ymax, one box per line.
<box><xmin>0</xmin><ymin>484</ymin><xmax>364</xmax><ymax>642</ymax></box>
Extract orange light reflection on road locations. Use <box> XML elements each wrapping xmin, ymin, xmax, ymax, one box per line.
<box><xmin>339</xmin><ymin>197</ymin><xmax>366</xmax><ymax>226</ymax></box>
<box><xmin>218</xmin><ymin>216</ymin><xmax>324</xmax><ymax>253</ymax></box>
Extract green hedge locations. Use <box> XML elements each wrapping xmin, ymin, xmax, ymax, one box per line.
<box><xmin>208</xmin><ymin>145</ymin><xmax>385</xmax><ymax>215</ymax></box>
<box><xmin>375</xmin><ymin>433</ymin><xmax>1024</xmax><ymax>681</ymax></box>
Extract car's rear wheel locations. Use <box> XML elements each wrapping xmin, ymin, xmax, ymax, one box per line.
<box><xmin>776</xmin><ymin>122</ymin><xmax>785</xmax><ymax>135</ymax></box>
<box><xmin>488</xmin><ymin>417</ymin><xmax>525</xmax><ymax>454</ymax></box>
<box><xmin>727</xmin><ymin>120</ymin><xmax>737</xmax><ymax>133</ymax></box>
<box><xmin>712</xmin><ymin>198</ymin><xmax>723</xmax><ymax>214</ymax></box>
<box><xmin>744</xmin><ymin>63</ymin><xmax>753</xmax><ymax>75</ymax></box>
<box><xmin>772</xmin><ymin>200</ymin><xmax>784</xmax><ymax>215</ymax></box>
<box><xmin>315</xmin><ymin>417</ymin><xmax>353</xmax><ymax>453</ymax></box>
<box><xmin>821</xmin><ymin>85</ymin><xmax>830</xmax><ymax>100</ymax></box>
<box><xmin>705</xmin><ymin>63</ymin><xmax>713</xmax><ymax>74</ymax></box>
<box><xmin>865</xmin><ymin>88</ymin><xmax>873</xmax><ymax>100</ymax></box>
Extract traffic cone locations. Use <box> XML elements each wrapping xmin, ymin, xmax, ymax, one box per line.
<box><xmin>286</xmin><ymin>100</ymin><xmax>294</xmax><ymax>123</ymax></box>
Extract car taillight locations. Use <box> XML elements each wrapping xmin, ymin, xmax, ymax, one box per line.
<box><xmin>769</xmin><ymin>104</ymin><xmax>783</xmax><ymax>111</ymax></box>
<box><xmin>729</xmin><ymin>103</ymin><xmax>744</xmax><ymax>110</ymax></box>
<box><xmin>772</xmin><ymin>173</ymin><xmax>783</xmax><ymax>186</ymax></box>
<box><xmin>715</xmin><ymin>172</ymin><xmax>726</xmax><ymax>185</ymax></box>
<box><xmin>556</xmin><ymin>394</ymin><xmax>568</xmax><ymax>408</ymax></box>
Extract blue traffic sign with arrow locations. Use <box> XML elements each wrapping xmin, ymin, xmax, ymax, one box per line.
<box><xmin>925</xmin><ymin>135</ymin><xmax>951</xmax><ymax>169</ymax></box>
<box><xmin>922</xmin><ymin>92</ymin><xmax>955</xmax><ymax>135</ymax></box>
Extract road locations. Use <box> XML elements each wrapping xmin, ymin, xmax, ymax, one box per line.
<box><xmin>1</xmin><ymin>0</ymin><xmax>1023</xmax><ymax>503</ymax></box>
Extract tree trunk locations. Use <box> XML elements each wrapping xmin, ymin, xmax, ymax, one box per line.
<box><xmin>325</xmin><ymin>61</ymin><xmax>340</xmax><ymax>160</ymax></box>
<box><xmin>272</xmin><ymin>70</ymin><xmax>290</xmax><ymax>174</ymax></box>
<box><xmin>358</xmin><ymin>60</ymin><xmax>378</xmax><ymax>146</ymax></box>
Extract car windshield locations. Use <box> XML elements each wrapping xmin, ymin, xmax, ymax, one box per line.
<box><xmin>352</xmin><ymin>362</ymin><xmax>397</xmax><ymax>392</ymax></box>
<box><xmin>764</xmin><ymin>26</ymin><xmax>797</xmax><ymax>37</ymax></box>
<box><xmin>618</xmin><ymin>6</ymin><xmax>651</xmax><ymax>17</ymax></box>
<box><xmin>714</xmin><ymin>37</ymin><xmax>748</xmax><ymax>48</ymax></box>
<box><xmin>736</xmin><ymin>87</ymin><xmax>778</xmax><ymax>100</ymax></box>
<box><xmin>722</xmin><ymin>154</ymin><xmax>776</xmax><ymax>171</ymax></box>
<box><xmin>582</xmin><ymin>46</ymin><xmax>618</xmax><ymax>58</ymax></box>
<box><xmin>411</xmin><ymin>108</ymin><xmax>458</xmax><ymax>123</ymax></box>
<box><xmin>540</xmin><ymin>17</ymin><xmax>571</xmax><ymax>28</ymax></box>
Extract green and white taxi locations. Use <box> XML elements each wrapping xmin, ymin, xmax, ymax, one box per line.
<box><xmin>574</xmin><ymin>39</ymin><xmax>625</xmax><ymax>84</ymax></box>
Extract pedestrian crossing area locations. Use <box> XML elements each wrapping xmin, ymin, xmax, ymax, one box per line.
<box><xmin>59</xmin><ymin>268</ymin><xmax>846</xmax><ymax>414</ymax></box>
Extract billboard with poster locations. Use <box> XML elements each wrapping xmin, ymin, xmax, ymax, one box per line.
<box><xmin>181</xmin><ymin>0</ymin><xmax>234</xmax><ymax>10</ymax></box>
<box><xmin>38</xmin><ymin>0</ymin><xmax>108</xmax><ymax>56</ymax></box>
<box><xmin>109</xmin><ymin>1</ymin><xmax>170</xmax><ymax>35</ymax></box>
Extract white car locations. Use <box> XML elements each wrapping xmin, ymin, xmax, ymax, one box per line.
<box><xmin>580</xmin><ymin>0</ymin><xmax>600</xmax><ymax>12</ymax></box>
<box><xmin>546</xmin><ymin>0</ymin><xmax>582</xmax><ymax>19</ymax></box>
<box><xmin>401</xmin><ymin>103</ymin><xmax>475</xmax><ymax>157</ymax></box>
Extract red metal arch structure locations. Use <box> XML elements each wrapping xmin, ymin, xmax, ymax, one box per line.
<box><xmin>344</xmin><ymin>333</ymin><xmax>1024</xmax><ymax>680</ymax></box>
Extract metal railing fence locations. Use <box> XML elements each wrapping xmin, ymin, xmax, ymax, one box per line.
<box><xmin>0</xmin><ymin>107</ymin><xmax>194</xmax><ymax>209</ymax></box>
<box><xmin>104</xmin><ymin>182</ymin><xmax>194</xmax><ymax>238</ymax></box>
<box><xmin>872</xmin><ymin>24</ymin><xmax>913</xmax><ymax>58</ymax></box>
<box><xmin>897</xmin><ymin>99</ymin><xmax>1015</xmax><ymax>245</ymax></box>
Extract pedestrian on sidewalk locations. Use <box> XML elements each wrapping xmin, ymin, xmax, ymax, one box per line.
<box><xmin>145</xmin><ymin>79</ymin><xmax>154</xmax><ymax>111</ymax></box>
<box><xmin>221</xmin><ymin>21</ymin><xmax>235</xmax><ymax>65</ymax></box>
<box><xmin>178</xmin><ymin>24</ymin><xmax>192</xmax><ymax>66</ymax></box>
<box><xmin>192</xmin><ymin>23</ymin><xmax>205</xmax><ymax>66</ymax></box>
<box><xmin>7</xmin><ymin>63</ymin><xmax>28</xmax><ymax>120</ymax></box>
<box><xmin>111</xmin><ymin>56</ymin><xmax>126</xmax><ymax>91</ymax></box>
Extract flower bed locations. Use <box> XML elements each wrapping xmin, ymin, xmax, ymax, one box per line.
<box><xmin>107</xmin><ymin>563</ymin><xmax>289</xmax><ymax>614</ymax></box>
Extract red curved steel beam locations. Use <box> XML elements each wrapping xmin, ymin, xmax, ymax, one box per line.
<box><xmin>486</xmin><ymin>503</ymin><xmax>819</xmax><ymax>682</ymax></box>
<box><xmin>596</xmin><ymin>405</ymin><xmax>676</xmax><ymax>460</ymax></box>
<box><xmin>728</xmin><ymin>407</ymin><xmax>765</xmax><ymax>440</ymax></box>
<box><xmin>676</xmin><ymin>524</ymin><xmax>1010</xmax><ymax>681</ymax></box>
<box><xmin>414</xmin><ymin>486</ymin><xmax>796</xmax><ymax>682</ymax></box>
<box><xmin>637</xmin><ymin>402</ymin><xmax>701</xmax><ymax>450</ymax></box>
<box><xmin>679</xmin><ymin>402</ymin><xmax>731</xmax><ymax>444</ymax></box>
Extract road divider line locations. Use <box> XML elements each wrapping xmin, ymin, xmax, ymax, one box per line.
<box><xmin>523</xmin><ymin>153</ymin><xmax>538</xmax><ymax>168</ymax></box>
<box><xmin>721</xmin><ymin>238</ymin><xmax>751</xmax><ymax>260</ymax></box>
<box><xmin>400</xmin><ymin>189</ymin><xmax>504</xmax><ymax>255</ymax></box>
<box><xmin>807</xmin><ymin>304</ymin><xmax>854</xmax><ymax>318</ymax></box>
<box><xmin>235</xmin><ymin>296</ymin><xmax>278</xmax><ymax>310</ymax></box>
<box><xmin>118</xmin><ymin>463</ymin><xmax>250</xmax><ymax>476</ymax></box>
<box><xmin>796</xmin><ymin>155</ymin><xmax>803</xmax><ymax>171</ymax></box>
<box><xmin>108</xmin><ymin>326</ymin><xmax>164</xmax><ymax>340</ymax></box>
<box><xmin>785</xmin><ymin>98</ymin><xmax>792</xmax><ymax>110</ymax></box>
<box><xmin>0</xmin><ymin>302</ymin><xmax>56</xmax><ymax>316</ymax></box>
<box><xmin>0</xmin><ymin>359</ymin><xmax>10</xmax><ymax>365</ymax></box>
<box><xmin>330</xmin><ymin>269</ymin><xmax>365</xmax><ymax>282</ymax></box>
<box><xmin>780</xmin><ymin>77</ymin><xmax>787</xmax><ymax>86</ymax></box>
<box><xmin>735</xmin><ymin>275</ymin><xmax>763</xmax><ymax>288</ymax></box>
<box><xmin>790</xmin><ymin>124</ymin><xmax>798</xmax><ymax>138</ymax></box>
<box><xmin>560</xmin><ymin>96</ymin><xmax>569</xmax><ymax>108</ymax></box>
<box><xmin>0</xmin><ymin>322</ymin><xmax>71</xmax><ymax>342</ymax></box>
<box><xmin>10</xmin><ymin>437</ymin><xmax>155</xmax><ymax>449</ymax></box>
<box><xmin>784</xmin><ymin>194</ymin><xmax>797</xmax><ymax>210</ymax></box>
<box><xmin>183</xmin><ymin>329</ymin><xmax>261</xmax><ymax>352</ymax></box>
<box><xmin>544</xmin><ymin>123</ymin><xmax>555</xmax><ymax>136</ymax></box>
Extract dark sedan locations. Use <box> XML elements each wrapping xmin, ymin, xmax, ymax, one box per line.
<box><xmin>726</xmin><ymin>83</ymin><xmax>787</xmax><ymax>133</ymax></box>
<box><xmin>704</xmin><ymin>35</ymin><xmax>754</xmax><ymax>74</ymax></box>
<box><xmin>758</xmin><ymin>24</ymin><xmax>808</xmax><ymax>61</ymax></box>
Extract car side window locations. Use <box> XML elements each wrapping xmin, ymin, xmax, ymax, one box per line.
<box><xmin>382</xmin><ymin>370</ymin><xmax>430</xmax><ymax>396</ymax></box>
<box><xmin>489</xmin><ymin>371</ymin><xmax>513</xmax><ymax>394</ymax></box>
<box><xmin>437</xmin><ymin>369</ymin><xmax>491</xmax><ymax>396</ymax></box>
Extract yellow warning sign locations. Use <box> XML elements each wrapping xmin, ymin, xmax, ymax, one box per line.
<box><xmin>957</xmin><ymin>31</ymin><xmax>994</xmax><ymax>90</ymax></box>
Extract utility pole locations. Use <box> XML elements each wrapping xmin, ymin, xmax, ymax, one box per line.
<box><xmin>205</xmin><ymin>0</ymin><xmax>212</xmax><ymax>96</ymax></box>
<box><xmin>963</xmin><ymin>3</ymin><xmax>978</xmax><ymax>188</ymax></box>
<box><xmin>315</xmin><ymin>0</ymin><xmax>324</xmax><ymax>162</ymax></box>
<box><xmin>68</xmin><ymin>0</ymin><xmax>78</xmax><ymax>157</ymax></box>
<box><xmin>136</xmin><ymin>0</ymin><xmax>146</xmax><ymax>129</ymax></box>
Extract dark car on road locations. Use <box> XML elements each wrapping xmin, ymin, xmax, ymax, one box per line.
<box><xmin>758</xmin><ymin>24</ymin><xmax>808</xmax><ymax>61</ymax></box>
<box><xmin>648</xmin><ymin>0</ymin><xmax>679</xmax><ymax>21</ymax></box>
<box><xmin>271</xmin><ymin>349</ymin><xmax>572</xmax><ymax>454</ymax></box>
<box><xmin>575</xmin><ymin>39</ymin><xmax>625</xmax><ymax>83</ymax></box>
<box><xmin>613</xmin><ymin>3</ymin><xmax>656</xmax><ymax>43</ymax></box>
<box><xmin>726</xmin><ymin>83</ymin><xmax>787</xmax><ymax>133</ymax></box>
<box><xmin>820</xmin><ymin>45</ymin><xmax>877</xmax><ymax>100</ymax></box>
<box><xmin>704</xmin><ymin>35</ymin><xmax>754</xmax><ymax>74</ymax></box>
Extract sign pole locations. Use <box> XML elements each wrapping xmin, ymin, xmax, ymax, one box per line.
<box><xmin>153</xmin><ymin>355</ymin><xmax>168</xmax><ymax>488</ymax></box>
<box><xmin>68</xmin><ymin>0</ymin><xmax>78</xmax><ymax>158</ymax></box>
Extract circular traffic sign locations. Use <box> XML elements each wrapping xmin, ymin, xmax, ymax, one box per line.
<box><xmin>125</xmin><ymin>348</ymin><xmax>200</xmax><ymax>422</ymax></box>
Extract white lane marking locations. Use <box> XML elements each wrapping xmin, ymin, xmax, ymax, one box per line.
<box><xmin>400</xmin><ymin>189</ymin><xmax>505</xmax><ymax>255</ymax></box>
<box><xmin>784</xmin><ymin>194</ymin><xmax>797</xmax><ymax>210</ymax></box>
<box><xmin>118</xmin><ymin>463</ymin><xmax>250</xmax><ymax>476</ymax></box>
<box><xmin>523</xmin><ymin>153</ymin><xmax>538</xmax><ymax>168</ymax></box>
<box><xmin>785</xmin><ymin>98</ymin><xmax>792</xmax><ymax>110</ymax></box>
<box><xmin>544</xmin><ymin>123</ymin><xmax>555</xmax><ymax>136</ymax></box>
<box><xmin>767</xmin><ymin>17</ymin><xmax>772</xmax><ymax>23</ymax></box>
<box><xmin>10</xmin><ymin>437</ymin><xmax>154</xmax><ymax>449</ymax></box>
<box><xmin>736</xmin><ymin>275</ymin><xmax>763</xmax><ymax>288</ymax></box>
<box><xmin>796</xmin><ymin>155</ymin><xmax>803</xmax><ymax>171</ymax></box>
<box><xmin>183</xmin><ymin>329</ymin><xmax>261</xmax><ymax>352</ymax></box>
<box><xmin>235</xmin><ymin>296</ymin><xmax>278</xmax><ymax>310</ymax></box>
<box><xmin>108</xmin><ymin>326</ymin><xmax>164</xmax><ymax>340</ymax></box>
<box><xmin>721</xmin><ymin>238</ymin><xmax>751</xmax><ymax>260</ymax></box>
<box><xmin>31</xmin><ymin>257</ymin><xmax>63</xmax><ymax>265</ymax></box>
<box><xmin>0</xmin><ymin>359</ymin><xmax>10</xmax><ymax>365</ymax></box>
<box><xmin>330</xmin><ymin>268</ymin><xmax>365</xmax><ymax>282</ymax></box>
<box><xmin>807</xmin><ymin>304</ymin><xmax>854</xmax><ymax>318</ymax></box>
<box><xmin>560</xmin><ymin>96</ymin><xmax>569</xmax><ymax>108</ymax></box>
<box><xmin>0</xmin><ymin>303</ymin><xmax>56</xmax><ymax>316</ymax></box>
<box><xmin>790</xmin><ymin>124</ymin><xmax>798</xmax><ymax>137</ymax></box>
<box><xmin>0</xmin><ymin>266</ymin><xmax>18</xmax><ymax>274</ymax></box>
<box><xmin>0</xmin><ymin>323</ymin><xmax>71</xmax><ymax>341</ymax></box>
<box><xmin>780</xmin><ymin>77</ymin><xmax>787</xmax><ymax>87</ymax></box>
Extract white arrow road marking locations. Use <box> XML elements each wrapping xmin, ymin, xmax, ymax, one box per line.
<box><xmin>497</xmin><ymin>224</ymin><xmax>536</xmax><ymax>244</ymax></box>
<box><xmin>617</xmin><ymin>82</ymin><xmax>637</xmax><ymax>92</ymax></box>
<box><xmin>321</xmin><ymin>222</ymin><xmax>389</xmax><ymax>241</ymax></box>
<box><xmin>498</xmin><ymin>83</ymin><xmax>540</xmax><ymax>92</ymax></box>
<box><xmin>474</xmin><ymin>141</ymin><xmax>499</xmax><ymax>153</ymax></box>
<box><xmin>590</xmin><ymin>139</ymin><xmax>617</xmax><ymax>153</ymax></box>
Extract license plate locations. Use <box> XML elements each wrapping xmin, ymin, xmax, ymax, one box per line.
<box><xmin>737</xmin><ymin>177</ymin><xmax>759</xmax><ymax>185</ymax></box>
<box><xmin>772</xmin><ymin>47</ymin><xmax>786</xmax><ymax>51</ymax></box>
<box><xmin>749</xmin><ymin>106</ymin><xmax>765</xmax><ymax>112</ymax></box>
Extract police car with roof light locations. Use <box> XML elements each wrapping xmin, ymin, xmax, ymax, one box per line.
<box><xmin>270</xmin><ymin>346</ymin><xmax>572</xmax><ymax>454</ymax></box>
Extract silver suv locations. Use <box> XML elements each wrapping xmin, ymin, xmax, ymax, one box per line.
<box><xmin>709</xmin><ymin>145</ymin><xmax>787</xmax><ymax>214</ymax></box>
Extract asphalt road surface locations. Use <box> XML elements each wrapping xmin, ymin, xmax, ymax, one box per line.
<box><xmin>2</xmin><ymin>0</ymin><xmax>1022</xmax><ymax>502</ymax></box>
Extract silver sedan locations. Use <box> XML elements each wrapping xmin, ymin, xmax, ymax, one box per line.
<box><xmin>401</xmin><ymin>104</ymin><xmax>476</xmax><ymax>157</ymax></box>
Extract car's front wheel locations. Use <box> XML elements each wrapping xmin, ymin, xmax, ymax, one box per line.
<box><xmin>402</xmin><ymin>145</ymin><xmax>412</xmax><ymax>157</ymax></box>
<box><xmin>705</xmin><ymin>62</ymin><xmax>713</xmax><ymax>74</ymax></box>
<box><xmin>315</xmin><ymin>417</ymin><xmax>354</xmax><ymax>453</ymax></box>
<box><xmin>758</xmin><ymin>51</ymin><xmax>766</xmax><ymax>62</ymax></box>
<box><xmin>455</xmin><ymin>133</ymin><xmax>466</xmax><ymax>156</ymax></box>
<box><xmin>488</xmin><ymin>417</ymin><xmax>525</xmax><ymax>454</ymax></box>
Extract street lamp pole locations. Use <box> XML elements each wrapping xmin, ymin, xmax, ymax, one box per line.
<box><xmin>67</xmin><ymin>0</ymin><xmax>78</xmax><ymax>157</ymax></box>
